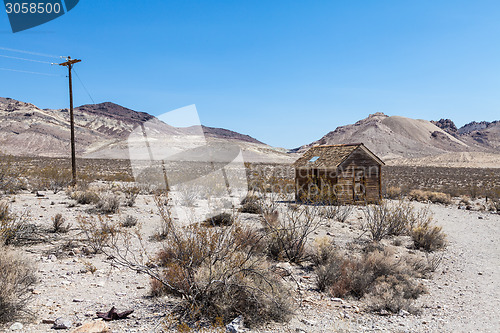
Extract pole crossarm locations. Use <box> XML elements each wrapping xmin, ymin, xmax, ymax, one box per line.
<box><xmin>59</xmin><ymin>57</ymin><xmax>81</xmax><ymax>67</ymax></box>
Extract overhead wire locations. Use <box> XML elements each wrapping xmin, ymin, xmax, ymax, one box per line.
<box><xmin>0</xmin><ymin>67</ymin><xmax>63</xmax><ymax>77</ymax></box>
<box><xmin>0</xmin><ymin>46</ymin><xmax>61</xmax><ymax>59</ymax></box>
<box><xmin>0</xmin><ymin>54</ymin><xmax>53</xmax><ymax>64</ymax></box>
<box><xmin>73</xmin><ymin>68</ymin><xmax>96</xmax><ymax>104</ymax></box>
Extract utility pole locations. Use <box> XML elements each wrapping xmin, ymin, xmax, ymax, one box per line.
<box><xmin>58</xmin><ymin>56</ymin><xmax>81</xmax><ymax>186</ymax></box>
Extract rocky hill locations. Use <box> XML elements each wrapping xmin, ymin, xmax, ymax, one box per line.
<box><xmin>295</xmin><ymin>112</ymin><xmax>500</xmax><ymax>166</ymax></box>
<box><xmin>0</xmin><ymin>97</ymin><xmax>290</xmax><ymax>162</ymax></box>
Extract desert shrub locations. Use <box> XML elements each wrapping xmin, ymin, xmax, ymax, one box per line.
<box><xmin>121</xmin><ymin>215</ymin><xmax>138</xmax><ymax>228</ymax></box>
<box><xmin>203</xmin><ymin>212</ymin><xmax>234</xmax><ymax>227</ymax></box>
<box><xmin>385</xmin><ymin>186</ymin><xmax>403</xmax><ymax>199</ymax></box>
<box><xmin>311</xmin><ymin>238</ymin><xmax>342</xmax><ymax>292</ymax></box>
<box><xmin>152</xmin><ymin>193</ymin><xmax>174</xmax><ymax>240</ymax></box>
<box><xmin>364</xmin><ymin>274</ymin><xmax>426</xmax><ymax>313</ymax></box>
<box><xmin>363</xmin><ymin>201</ymin><xmax>433</xmax><ymax>241</ymax></box>
<box><xmin>239</xmin><ymin>195</ymin><xmax>261</xmax><ymax>214</ymax></box>
<box><xmin>263</xmin><ymin>204</ymin><xmax>322</xmax><ymax>263</ymax></box>
<box><xmin>0</xmin><ymin>154</ymin><xmax>24</xmax><ymax>194</ymax></box>
<box><xmin>408</xmin><ymin>190</ymin><xmax>451</xmax><ymax>205</ymax></box>
<box><xmin>411</xmin><ymin>220</ymin><xmax>447</xmax><ymax>252</ymax></box>
<box><xmin>489</xmin><ymin>198</ymin><xmax>500</xmax><ymax>213</ymax></box>
<box><xmin>95</xmin><ymin>192</ymin><xmax>120</xmax><ymax>214</ymax></box>
<box><xmin>69</xmin><ymin>188</ymin><xmax>100</xmax><ymax>205</ymax></box>
<box><xmin>321</xmin><ymin>203</ymin><xmax>353</xmax><ymax>222</ymax></box>
<box><xmin>51</xmin><ymin>213</ymin><xmax>70</xmax><ymax>233</ymax></box>
<box><xmin>314</xmin><ymin>248</ymin><xmax>427</xmax><ymax>313</ymax></box>
<box><xmin>0</xmin><ymin>202</ymin><xmax>32</xmax><ymax>246</ymax></box>
<box><xmin>77</xmin><ymin>215</ymin><xmax>120</xmax><ymax>254</ymax></box>
<box><xmin>151</xmin><ymin>223</ymin><xmax>292</xmax><ymax>326</ymax></box>
<box><xmin>0</xmin><ymin>245</ymin><xmax>37</xmax><ymax>323</ymax></box>
<box><xmin>122</xmin><ymin>185</ymin><xmax>140</xmax><ymax>207</ymax></box>
<box><xmin>31</xmin><ymin>165</ymin><xmax>72</xmax><ymax>193</ymax></box>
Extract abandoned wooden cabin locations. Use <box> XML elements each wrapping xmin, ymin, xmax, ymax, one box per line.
<box><xmin>293</xmin><ymin>143</ymin><xmax>384</xmax><ymax>204</ymax></box>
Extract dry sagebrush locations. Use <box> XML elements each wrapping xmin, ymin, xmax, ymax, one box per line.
<box><xmin>0</xmin><ymin>245</ymin><xmax>37</xmax><ymax>322</ymax></box>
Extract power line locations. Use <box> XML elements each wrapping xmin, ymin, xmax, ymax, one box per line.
<box><xmin>0</xmin><ymin>67</ymin><xmax>62</xmax><ymax>77</ymax></box>
<box><xmin>0</xmin><ymin>54</ymin><xmax>52</xmax><ymax>64</ymax></box>
<box><xmin>73</xmin><ymin>68</ymin><xmax>95</xmax><ymax>104</ymax></box>
<box><xmin>0</xmin><ymin>46</ymin><xmax>60</xmax><ymax>59</ymax></box>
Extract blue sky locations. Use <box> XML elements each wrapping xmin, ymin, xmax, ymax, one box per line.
<box><xmin>1</xmin><ymin>1</ymin><xmax>500</xmax><ymax>148</ymax></box>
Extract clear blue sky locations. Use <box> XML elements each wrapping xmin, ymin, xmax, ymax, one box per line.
<box><xmin>1</xmin><ymin>1</ymin><xmax>500</xmax><ymax>148</ymax></box>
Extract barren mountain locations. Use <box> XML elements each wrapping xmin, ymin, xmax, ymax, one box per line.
<box><xmin>295</xmin><ymin>112</ymin><xmax>500</xmax><ymax>166</ymax></box>
<box><xmin>0</xmin><ymin>98</ymin><xmax>291</xmax><ymax>162</ymax></box>
<box><xmin>295</xmin><ymin>112</ymin><xmax>472</xmax><ymax>160</ymax></box>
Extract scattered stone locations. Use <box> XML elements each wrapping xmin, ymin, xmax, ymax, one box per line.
<box><xmin>42</xmin><ymin>319</ymin><xmax>56</xmax><ymax>324</ymax></box>
<box><xmin>226</xmin><ymin>315</ymin><xmax>243</xmax><ymax>333</ymax></box>
<box><xmin>9</xmin><ymin>322</ymin><xmax>23</xmax><ymax>331</ymax></box>
<box><xmin>73</xmin><ymin>299</ymin><xmax>84</xmax><ymax>302</ymax></box>
<box><xmin>70</xmin><ymin>320</ymin><xmax>110</xmax><ymax>333</ymax></box>
<box><xmin>300</xmin><ymin>318</ymin><xmax>316</xmax><ymax>326</ymax></box>
<box><xmin>96</xmin><ymin>306</ymin><xmax>134</xmax><ymax>321</ymax></box>
<box><xmin>52</xmin><ymin>317</ymin><xmax>73</xmax><ymax>329</ymax></box>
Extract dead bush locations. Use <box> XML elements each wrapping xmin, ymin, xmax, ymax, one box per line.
<box><xmin>95</xmin><ymin>192</ymin><xmax>120</xmax><ymax>214</ymax></box>
<box><xmin>77</xmin><ymin>215</ymin><xmax>120</xmax><ymax>254</ymax></box>
<box><xmin>313</xmin><ymin>248</ymin><xmax>427</xmax><ymax>313</ymax></box>
<box><xmin>364</xmin><ymin>274</ymin><xmax>426</xmax><ymax>313</ymax></box>
<box><xmin>239</xmin><ymin>195</ymin><xmax>261</xmax><ymax>214</ymax></box>
<box><xmin>411</xmin><ymin>220</ymin><xmax>447</xmax><ymax>252</ymax></box>
<box><xmin>409</xmin><ymin>190</ymin><xmax>451</xmax><ymax>205</ymax></box>
<box><xmin>31</xmin><ymin>165</ymin><xmax>72</xmax><ymax>194</ymax></box>
<box><xmin>264</xmin><ymin>204</ymin><xmax>323</xmax><ymax>263</ymax></box>
<box><xmin>151</xmin><ymin>223</ymin><xmax>292</xmax><ymax>326</ymax></box>
<box><xmin>0</xmin><ymin>154</ymin><xmax>25</xmax><ymax>195</ymax></box>
<box><xmin>363</xmin><ymin>201</ymin><xmax>433</xmax><ymax>241</ymax></box>
<box><xmin>0</xmin><ymin>201</ymin><xmax>33</xmax><ymax>246</ymax></box>
<box><xmin>122</xmin><ymin>185</ymin><xmax>140</xmax><ymax>207</ymax></box>
<box><xmin>51</xmin><ymin>213</ymin><xmax>70</xmax><ymax>233</ymax></box>
<box><xmin>385</xmin><ymin>186</ymin><xmax>403</xmax><ymax>199</ymax></box>
<box><xmin>203</xmin><ymin>212</ymin><xmax>234</xmax><ymax>227</ymax></box>
<box><xmin>69</xmin><ymin>187</ymin><xmax>99</xmax><ymax>205</ymax></box>
<box><xmin>121</xmin><ymin>215</ymin><xmax>138</xmax><ymax>228</ymax></box>
<box><xmin>0</xmin><ymin>245</ymin><xmax>37</xmax><ymax>323</ymax></box>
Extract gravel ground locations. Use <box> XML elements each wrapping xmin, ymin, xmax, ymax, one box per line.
<box><xmin>1</xmin><ymin>191</ymin><xmax>499</xmax><ymax>333</ymax></box>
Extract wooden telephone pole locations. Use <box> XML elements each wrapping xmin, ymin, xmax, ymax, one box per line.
<box><xmin>58</xmin><ymin>56</ymin><xmax>81</xmax><ymax>186</ymax></box>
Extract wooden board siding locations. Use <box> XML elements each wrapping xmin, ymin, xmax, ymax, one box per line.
<box><xmin>295</xmin><ymin>144</ymin><xmax>383</xmax><ymax>204</ymax></box>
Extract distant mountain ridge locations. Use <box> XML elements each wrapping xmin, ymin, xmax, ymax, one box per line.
<box><xmin>0</xmin><ymin>97</ymin><xmax>288</xmax><ymax>162</ymax></box>
<box><xmin>296</xmin><ymin>112</ymin><xmax>500</xmax><ymax>163</ymax></box>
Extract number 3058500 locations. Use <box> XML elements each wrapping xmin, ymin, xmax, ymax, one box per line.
<box><xmin>5</xmin><ymin>2</ymin><xmax>62</xmax><ymax>14</ymax></box>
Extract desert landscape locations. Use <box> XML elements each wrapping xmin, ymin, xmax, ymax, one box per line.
<box><xmin>1</xmin><ymin>99</ymin><xmax>500</xmax><ymax>333</ymax></box>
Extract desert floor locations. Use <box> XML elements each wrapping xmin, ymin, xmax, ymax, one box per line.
<box><xmin>1</xmin><ymin>189</ymin><xmax>499</xmax><ymax>333</ymax></box>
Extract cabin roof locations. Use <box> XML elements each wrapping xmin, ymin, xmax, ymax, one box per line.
<box><xmin>292</xmin><ymin>143</ymin><xmax>384</xmax><ymax>168</ymax></box>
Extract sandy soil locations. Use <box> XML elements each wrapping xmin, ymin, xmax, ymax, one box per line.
<box><xmin>1</xmin><ymin>191</ymin><xmax>499</xmax><ymax>333</ymax></box>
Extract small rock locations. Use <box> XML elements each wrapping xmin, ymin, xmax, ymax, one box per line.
<box><xmin>70</xmin><ymin>320</ymin><xmax>110</xmax><ymax>333</ymax></box>
<box><xmin>49</xmin><ymin>254</ymin><xmax>57</xmax><ymax>262</ymax></box>
<box><xmin>9</xmin><ymin>322</ymin><xmax>23</xmax><ymax>331</ymax></box>
<box><xmin>73</xmin><ymin>299</ymin><xmax>84</xmax><ymax>303</ymax></box>
<box><xmin>226</xmin><ymin>315</ymin><xmax>243</xmax><ymax>333</ymax></box>
<box><xmin>42</xmin><ymin>319</ymin><xmax>55</xmax><ymax>324</ymax></box>
<box><xmin>300</xmin><ymin>318</ymin><xmax>316</xmax><ymax>326</ymax></box>
<box><xmin>53</xmin><ymin>317</ymin><xmax>73</xmax><ymax>329</ymax></box>
<box><xmin>478</xmin><ymin>272</ymin><xmax>483</xmax><ymax>275</ymax></box>
<box><xmin>331</xmin><ymin>297</ymin><xmax>345</xmax><ymax>304</ymax></box>
<box><xmin>295</xmin><ymin>329</ymin><xmax>307</xmax><ymax>333</ymax></box>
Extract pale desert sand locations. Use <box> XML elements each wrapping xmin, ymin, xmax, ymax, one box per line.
<box><xmin>1</xmin><ymin>191</ymin><xmax>499</xmax><ymax>333</ymax></box>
